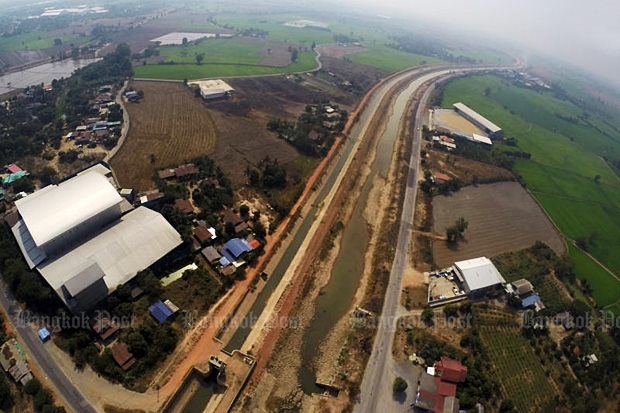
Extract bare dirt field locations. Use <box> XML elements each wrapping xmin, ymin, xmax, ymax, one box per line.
<box><xmin>423</xmin><ymin>146</ymin><xmax>514</xmax><ymax>184</ymax></box>
<box><xmin>318</xmin><ymin>55</ymin><xmax>389</xmax><ymax>92</ymax></box>
<box><xmin>432</xmin><ymin>181</ymin><xmax>566</xmax><ymax>267</ymax></box>
<box><xmin>110</xmin><ymin>80</ymin><xmax>217</xmax><ymax>190</ymax></box>
<box><xmin>206</xmin><ymin>75</ymin><xmax>355</xmax><ymax>185</ymax></box>
<box><xmin>318</xmin><ymin>44</ymin><xmax>367</xmax><ymax>59</ymax></box>
<box><xmin>433</xmin><ymin>108</ymin><xmax>484</xmax><ymax>136</ymax></box>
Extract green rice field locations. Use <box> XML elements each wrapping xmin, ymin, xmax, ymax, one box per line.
<box><xmin>134</xmin><ymin>50</ymin><xmax>317</xmax><ymax>79</ymax></box>
<box><xmin>0</xmin><ymin>32</ymin><xmax>85</xmax><ymax>52</ymax></box>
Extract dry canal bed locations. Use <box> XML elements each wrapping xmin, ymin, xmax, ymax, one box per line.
<box><xmin>433</xmin><ymin>181</ymin><xmax>565</xmax><ymax>266</ymax></box>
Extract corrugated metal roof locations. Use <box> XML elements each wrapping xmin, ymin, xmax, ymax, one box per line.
<box><xmin>149</xmin><ymin>300</ymin><xmax>173</xmax><ymax>323</ymax></box>
<box><xmin>16</xmin><ymin>172</ymin><xmax>122</xmax><ymax>247</ymax></box>
<box><xmin>37</xmin><ymin>207</ymin><xmax>182</xmax><ymax>302</ymax></box>
<box><xmin>63</xmin><ymin>262</ymin><xmax>105</xmax><ymax>296</ymax></box>
<box><xmin>11</xmin><ymin>219</ymin><xmax>47</xmax><ymax>269</ymax></box>
<box><xmin>454</xmin><ymin>103</ymin><xmax>501</xmax><ymax>133</ymax></box>
<box><xmin>521</xmin><ymin>294</ymin><xmax>540</xmax><ymax>307</ymax></box>
<box><xmin>454</xmin><ymin>257</ymin><xmax>505</xmax><ymax>292</ymax></box>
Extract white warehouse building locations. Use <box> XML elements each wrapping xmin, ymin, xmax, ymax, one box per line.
<box><xmin>454</xmin><ymin>257</ymin><xmax>506</xmax><ymax>294</ymax></box>
<box><xmin>453</xmin><ymin>102</ymin><xmax>503</xmax><ymax>139</ymax></box>
<box><xmin>10</xmin><ymin>170</ymin><xmax>182</xmax><ymax>313</ymax></box>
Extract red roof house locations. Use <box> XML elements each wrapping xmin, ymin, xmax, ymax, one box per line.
<box><xmin>6</xmin><ymin>164</ymin><xmax>22</xmax><ymax>174</ymax></box>
<box><xmin>435</xmin><ymin>357</ymin><xmax>468</xmax><ymax>383</ymax></box>
<box><xmin>434</xmin><ymin>173</ymin><xmax>453</xmax><ymax>183</ymax></box>
<box><xmin>173</xmin><ymin>198</ymin><xmax>194</xmax><ymax>214</ymax></box>
<box><xmin>175</xmin><ymin>164</ymin><xmax>199</xmax><ymax>179</ymax></box>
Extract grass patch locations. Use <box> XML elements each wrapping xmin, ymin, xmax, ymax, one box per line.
<box><xmin>0</xmin><ymin>32</ymin><xmax>84</xmax><ymax>52</ymax></box>
<box><xmin>567</xmin><ymin>243</ymin><xmax>620</xmax><ymax>307</ymax></box>
<box><xmin>348</xmin><ymin>45</ymin><xmax>441</xmax><ymax>72</ymax></box>
<box><xmin>134</xmin><ymin>50</ymin><xmax>317</xmax><ymax>79</ymax></box>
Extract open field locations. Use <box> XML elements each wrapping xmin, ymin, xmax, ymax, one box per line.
<box><xmin>441</xmin><ymin>74</ymin><xmax>620</xmax><ymax>303</ymax></box>
<box><xmin>0</xmin><ymin>31</ymin><xmax>84</xmax><ymax>52</ymax></box>
<box><xmin>347</xmin><ymin>45</ymin><xmax>442</xmax><ymax>73</ymax></box>
<box><xmin>134</xmin><ymin>50</ymin><xmax>317</xmax><ymax>79</ymax></box>
<box><xmin>109</xmin><ymin>81</ymin><xmax>217</xmax><ymax>190</ymax></box>
<box><xmin>476</xmin><ymin>307</ymin><xmax>562</xmax><ymax>412</ymax></box>
<box><xmin>432</xmin><ymin>182</ymin><xmax>565</xmax><ymax>267</ymax></box>
<box><xmin>199</xmin><ymin>74</ymin><xmax>354</xmax><ymax>185</ymax></box>
<box><xmin>567</xmin><ymin>243</ymin><xmax>620</xmax><ymax>307</ymax></box>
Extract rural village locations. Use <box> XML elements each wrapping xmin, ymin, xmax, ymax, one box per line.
<box><xmin>0</xmin><ymin>2</ymin><xmax>620</xmax><ymax>413</ymax></box>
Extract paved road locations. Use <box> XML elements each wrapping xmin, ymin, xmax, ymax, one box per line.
<box><xmin>0</xmin><ymin>280</ymin><xmax>97</xmax><ymax>413</ymax></box>
<box><xmin>355</xmin><ymin>66</ymin><xmax>501</xmax><ymax>412</ymax></box>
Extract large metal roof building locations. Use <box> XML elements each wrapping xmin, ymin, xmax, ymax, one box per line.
<box><xmin>15</xmin><ymin>172</ymin><xmax>122</xmax><ymax>250</ymax></box>
<box><xmin>454</xmin><ymin>257</ymin><xmax>506</xmax><ymax>293</ymax></box>
<box><xmin>10</xmin><ymin>171</ymin><xmax>182</xmax><ymax>313</ymax></box>
<box><xmin>453</xmin><ymin>102</ymin><xmax>503</xmax><ymax>138</ymax></box>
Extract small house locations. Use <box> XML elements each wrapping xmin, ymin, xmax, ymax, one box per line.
<box><xmin>173</xmin><ymin>198</ymin><xmax>194</xmax><ymax>214</ymax></box>
<box><xmin>110</xmin><ymin>341</ymin><xmax>136</xmax><ymax>371</ymax></box>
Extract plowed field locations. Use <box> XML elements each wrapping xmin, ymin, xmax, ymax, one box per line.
<box><xmin>110</xmin><ymin>81</ymin><xmax>217</xmax><ymax>190</ymax></box>
<box><xmin>433</xmin><ymin>181</ymin><xmax>565</xmax><ymax>266</ymax></box>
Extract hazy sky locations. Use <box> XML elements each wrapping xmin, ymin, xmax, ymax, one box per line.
<box><xmin>348</xmin><ymin>0</ymin><xmax>620</xmax><ymax>85</ymax></box>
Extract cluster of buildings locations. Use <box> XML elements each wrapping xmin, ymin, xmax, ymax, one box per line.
<box><xmin>414</xmin><ymin>357</ymin><xmax>468</xmax><ymax>413</ymax></box>
<box><xmin>5</xmin><ymin>163</ymin><xmax>183</xmax><ymax>313</ymax></box>
<box><xmin>505</xmin><ymin>278</ymin><xmax>543</xmax><ymax>310</ymax></box>
<box><xmin>1</xmin><ymin>163</ymin><xmax>28</xmax><ymax>187</ymax></box>
<box><xmin>157</xmin><ymin>163</ymin><xmax>199</xmax><ymax>181</ymax></box>
<box><xmin>428</xmin><ymin>257</ymin><xmax>506</xmax><ymax>306</ymax></box>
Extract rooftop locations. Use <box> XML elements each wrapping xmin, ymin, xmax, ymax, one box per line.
<box><xmin>454</xmin><ymin>102</ymin><xmax>501</xmax><ymax>133</ymax></box>
<box><xmin>454</xmin><ymin>257</ymin><xmax>505</xmax><ymax>292</ymax></box>
<box><xmin>15</xmin><ymin>172</ymin><xmax>122</xmax><ymax>247</ymax></box>
<box><xmin>36</xmin><ymin>207</ymin><xmax>182</xmax><ymax>306</ymax></box>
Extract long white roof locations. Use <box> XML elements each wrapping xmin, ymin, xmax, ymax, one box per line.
<box><xmin>454</xmin><ymin>102</ymin><xmax>501</xmax><ymax>133</ymax></box>
<box><xmin>455</xmin><ymin>257</ymin><xmax>505</xmax><ymax>291</ymax></box>
<box><xmin>37</xmin><ymin>207</ymin><xmax>182</xmax><ymax>298</ymax></box>
<box><xmin>15</xmin><ymin>172</ymin><xmax>122</xmax><ymax>246</ymax></box>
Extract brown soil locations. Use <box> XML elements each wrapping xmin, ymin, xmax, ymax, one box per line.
<box><xmin>318</xmin><ymin>54</ymin><xmax>389</xmax><ymax>93</ymax></box>
<box><xmin>318</xmin><ymin>44</ymin><xmax>367</xmax><ymax>59</ymax></box>
<box><xmin>432</xmin><ymin>181</ymin><xmax>566</xmax><ymax>267</ymax></box>
<box><xmin>424</xmin><ymin>145</ymin><xmax>514</xmax><ymax>185</ymax></box>
<box><xmin>109</xmin><ymin>80</ymin><xmax>217</xmax><ymax>190</ymax></box>
<box><xmin>200</xmin><ymin>75</ymin><xmax>355</xmax><ymax>185</ymax></box>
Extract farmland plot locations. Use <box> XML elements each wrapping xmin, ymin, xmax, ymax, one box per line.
<box><xmin>433</xmin><ymin>182</ymin><xmax>565</xmax><ymax>267</ymax></box>
<box><xmin>110</xmin><ymin>81</ymin><xmax>217</xmax><ymax>190</ymax></box>
<box><xmin>475</xmin><ymin>307</ymin><xmax>563</xmax><ymax>412</ymax></box>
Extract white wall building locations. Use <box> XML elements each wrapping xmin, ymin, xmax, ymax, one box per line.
<box><xmin>454</xmin><ymin>257</ymin><xmax>506</xmax><ymax>294</ymax></box>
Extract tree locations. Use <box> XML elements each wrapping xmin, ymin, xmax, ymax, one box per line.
<box><xmin>239</xmin><ymin>204</ymin><xmax>250</xmax><ymax>219</ymax></box>
<box><xmin>446</xmin><ymin>217</ymin><xmax>468</xmax><ymax>244</ymax></box>
<box><xmin>421</xmin><ymin>307</ymin><xmax>434</xmax><ymax>324</ymax></box>
<box><xmin>53</xmin><ymin>38</ymin><xmax>62</xmax><ymax>46</ymax></box>
<box><xmin>254</xmin><ymin>221</ymin><xmax>266</xmax><ymax>240</ymax></box>
<box><xmin>594</xmin><ymin>174</ymin><xmax>601</xmax><ymax>183</ymax></box>
<box><xmin>195</xmin><ymin>53</ymin><xmax>205</xmax><ymax>65</ymax></box>
<box><xmin>182</xmin><ymin>37</ymin><xmax>188</xmax><ymax>46</ymax></box>
<box><xmin>499</xmin><ymin>400</ymin><xmax>516</xmax><ymax>412</ymax></box>
<box><xmin>393</xmin><ymin>376</ymin><xmax>408</xmax><ymax>393</ymax></box>
<box><xmin>484</xmin><ymin>87</ymin><xmax>491</xmax><ymax>96</ymax></box>
<box><xmin>290</xmin><ymin>48</ymin><xmax>298</xmax><ymax>63</ymax></box>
